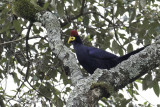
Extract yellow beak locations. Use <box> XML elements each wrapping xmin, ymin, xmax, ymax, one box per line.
<box><xmin>68</xmin><ymin>36</ymin><xmax>75</xmax><ymax>44</ymax></box>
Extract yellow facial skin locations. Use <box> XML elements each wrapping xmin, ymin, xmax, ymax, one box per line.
<box><xmin>68</xmin><ymin>36</ymin><xmax>76</xmax><ymax>44</ymax></box>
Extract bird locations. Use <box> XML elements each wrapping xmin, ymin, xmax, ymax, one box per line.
<box><xmin>68</xmin><ymin>30</ymin><xmax>145</xmax><ymax>74</ymax></box>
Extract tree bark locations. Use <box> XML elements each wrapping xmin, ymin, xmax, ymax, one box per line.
<box><xmin>37</xmin><ymin>11</ymin><xmax>160</xmax><ymax>107</ymax></box>
<box><xmin>37</xmin><ymin>12</ymin><xmax>83</xmax><ymax>85</ymax></box>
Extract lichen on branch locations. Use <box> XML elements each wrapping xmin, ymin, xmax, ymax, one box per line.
<box><xmin>36</xmin><ymin>11</ymin><xmax>83</xmax><ymax>85</ymax></box>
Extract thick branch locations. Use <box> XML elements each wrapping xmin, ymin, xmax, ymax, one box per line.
<box><xmin>37</xmin><ymin>12</ymin><xmax>83</xmax><ymax>85</ymax></box>
<box><xmin>66</xmin><ymin>37</ymin><xmax>160</xmax><ymax>106</ymax></box>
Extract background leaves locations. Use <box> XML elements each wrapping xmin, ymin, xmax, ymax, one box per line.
<box><xmin>0</xmin><ymin>0</ymin><xmax>160</xmax><ymax>106</ymax></box>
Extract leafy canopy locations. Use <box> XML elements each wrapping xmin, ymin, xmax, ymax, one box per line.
<box><xmin>0</xmin><ymin>0</ymin><xmax>160</xmax><ymax>106</ymax></box>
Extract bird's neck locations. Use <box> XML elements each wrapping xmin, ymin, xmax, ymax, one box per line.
<box><xmin>72</xmin><ymin>36</ymin><xmax>83</xmax><ymax>47</ymax></box>
<box><xmin>73</xmin><ymin>42</ymin><xmax>83</xmax><ymax>48</ymax></box>
<box><xmin>75</xmin><ymin>36</ymin><xmax>83</xmax><ymax>44</ymax></box>
<box><xmin>73</xmin><ymin>42</ymin><xmax>84</xmax><ymax>53</ymax></box>
<box><xmin>72</xmin><ymin>36</ymin><xmax>84</xmax><ymax>53</ymax></box>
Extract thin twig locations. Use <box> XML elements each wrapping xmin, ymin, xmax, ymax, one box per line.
<box><xmin>6</xmin><ymin>67</ymin><xmax>27</xmax><ymax>105</ymax></box>
<box><xmin>113</xmin><ymin>25</ymin><xmax>127</xmax><ymax>52</ymax></box>
<box><xmin>111</xmin><ymin>7</ymin><xmax>127</xmax><ymax>52</ymax></box>
<box><xmin>80</xmin><ymin>0</ymin><xmax>86</xmax><ymax>14</ymax></box>
<box><xmin>0</xmin><ymin>37</ymin><xmax>25</xmax><ymax>45</ymax></box>
<box><xmin>0</xmin><ymin>36</ymin><xmax>47</xmax><ymax>46</ymax></box>
<box><xmin>6</xmin><ymin>82</ymin><xmax>25</xmax><ymax>104</ymax></box>
<box><xmin>24</xmin><ymin>22</ymin><xmax>33</xmax><ymax>81</ymax></box>
<box><xmin>61</xmin><ymin>11</ymin><xmax>115</xmax><ymax>27</ymax></box>
<box><xmin>26</xmin><ymin>80</ymin><xmax>51</xmax><ymax>101</ymax></box>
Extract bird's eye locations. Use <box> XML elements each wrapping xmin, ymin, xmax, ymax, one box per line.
<box><xmin>71</xmin><ymin>37</ymin><xmax>75</xmax><ymax>40</ymax></box>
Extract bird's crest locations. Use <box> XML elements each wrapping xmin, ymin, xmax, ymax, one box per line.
<box><xmin>71</xmin><ymin>30</ymin><xmax>78</xmax><ymax>36</ymax></box>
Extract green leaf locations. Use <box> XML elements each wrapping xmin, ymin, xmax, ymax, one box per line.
<box><xmin>39</xmin><ymin>85</ymin><xmax>51</xmax><ymax>98</ymax></box>
<box><xmin>142</xmin><ymin>79</ymin><xmax>148</xmax><ymax>90</ymax></box>
<box><xmin>54</xmin><ymin>96</ymin><xmax>63</xmax><ymax>107</ymax></box>
<box><xmin>60</xmin><ymin>71</ymin><xmax>71</xmax><ymax>85</ymax></box>
<box><xmin>11</xmin><ymin>72</ymin><xmax>20</xmax><ymax>86</ymax></box>
<box><xmin>128</xmin><ymin>103</ymin><xmax>134</xmax><ymax>107</ymax></box>
<box><xmin>121</xmin><ymin>98</ymin><xmax>132</xmax><ymax>107</ymax></box>
<box><xmin>112</xmin><ymin>40</ymin><xmax>119</xmax><ymax>54</ymax></box>
<box><xmin>144</xmin><ymin>37</ymin><xmax>151</xmax><ymax>45</ymax></box>
<box><xmin>118</xmin><ymin>48</ymin><xmax>123</xmax><ymax>56</ymax></box>
<box><xmin>53</xmin><ymin>87</ymin><xmax>61</xmax><ymax>95</ymax></box>
<box><xmin>73</xmin><ymin>0</ymin><xmax>81</xmax><ymax>9</ymax></box>
<box><xmin>45</xmin><ymin>69</ymin><xmax>57</xmax><ymax>81</ymax></box>
<box><xmin>15</xmin><ymin>51</ymin><xmax>26</xmax><ymax>66</ymax></box>
<box><xmin>0</xmin><ymin>18</ymin><xmax>5</xmax><ymax>25</ymax></box>
<box><xmin>0</xmin><ymin>3</ymin><xmax>6</xmax><ymax>11</ymax></box>
<box><xmin>33</xmin><ymin>25</ymin><xmax>40</xmax><ymax>34</ymax></box>
<box><xmin>93</xmin><ymin>14</ymin><xmax>99</xmax><ymax>22</ymax></box>
<box><xmin>153</xmin><ymin>80</ymin><xmax>160</xmax><ymax>97</ymax></box>
<box><xmin>136</xmin><ymin>79</ymin><xmax>142</xmax><ymax>83</ymax></box>
<box><xmin>13</xmin><ymin>20</ymin><xmax>21</xmax><ymax>33</ymax></box>
<box><xmin>0</xmin><ymin>22</ymin><xmax>11</xmax><ymax>33</ymax></box>
<box><xmin>57</xmin><ymin>1</ymin><xmax>64</xmax><ymax>17</ymax></box>
<box><xmin>142</xmin><ymin>73</ymin><xmax>152</xmax><ymax>90</ymax></box>
<box><xmin>32</xmin><ymin>75</ymin><xmax>38</xmax><ymax>81</ymax></box>
<box><xmin>157</xmin><ymin>104</ymin><xmax>160</xmax><ymax>107</ymax></box>
<box><xmin>115</xmin><ymin>0</ymin><xmax>125</xmax><ymax>17</ymax></box>
<box><xmin>43</xmin><ymin>2</ymin><xmax>49</xmax><ymax>10</ymax></box>
<box><xmin>139</xmin><ymin>0</ymin><xmax>146</xmax><ymax>9</ymax></box>
<box><xmin>78</xmin><ymin>17</ymin><xmax>82</xmax><ymax>22</ymax></box>
<box><xmin>65</xmin><ymin>87</ymin><xmax>71</xmax><ymax>92</ymax></box>
<box><xmin>134</xmin><ymin>82</ymin><xmax>139</xmax><ymax>90</ymax></box>
<box><xmin>127</xmin><ymin>43</ymin><xmax>133</xmax><ymax>53</ymax></box>
<box><xmin>83</xmin><ymin>15</ymin><xmax>89</xmax><ymax>26</ymax></box>
<box><xmin>129</xmin><ymin>8</ymin><xmax>136</xmax><ymax>23</ymax></box>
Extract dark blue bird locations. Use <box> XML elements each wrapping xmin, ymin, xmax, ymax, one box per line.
<box><xmin>68</xmin><ymin>30</ymin><xmax>145</xmax><ymax>74</ymax></box>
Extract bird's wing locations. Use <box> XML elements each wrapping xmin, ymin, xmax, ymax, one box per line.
<box><xmin>87</xmin><ymin>47</ymin><xmax>118</xmax><ymax>59</ymax></box>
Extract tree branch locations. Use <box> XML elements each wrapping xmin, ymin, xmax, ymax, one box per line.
<box><xmin>26</xmin><ymin>80</ymin><xmax>52</xmax><ymax>101</ymax></box>
<box><xmin>24</xmin><ymin>22</ymin><xmax>33</xmax><ymax>81</ymax></box>
<box><xmin>0</xmin><ymin>37</ymin><xmax>25</xmax><ymax>45</ymax></box>
<box><xmin>36</xmin><ymin>11</ymin><xmax>160</xmax><ymax>107</ymax></box>
<box><xmin>80</xmin><ymin>0</ymin><xmax>86</xmax><ymax>14</ymax></box>
<box><xmin>61</xmin><ymin>0</ymin><xmax>86</xmax><ymax>27</ymax></box>
<box><xmin>66</xmin><ymin>36</ymin><xmax>160</xmax><ymax>106</ymax></box>
<box><xmin>37</xmin><ymin>11</ymin><xmax>83</xmax><ymax>85</ymax></box>
<box><xmin>61</xmin><ymin>11</ymin><xmax>115</xmax><ymax>27</ymax></box>
<box><xmin>0</xmin><ymin>36</ymin><xmax>47</xmax><ymax>46</ymax></box>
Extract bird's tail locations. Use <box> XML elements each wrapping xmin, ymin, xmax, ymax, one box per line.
<box><xmin>118</xmin><ymin>46</ymin><xmax>146</xmax><ymax>63</ymax></box>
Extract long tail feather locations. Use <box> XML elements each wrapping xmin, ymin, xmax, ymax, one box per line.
<box><xmin>118</xmin><ymin>46</ymin><xmax>146</xmax><ymax>63</ymax></box>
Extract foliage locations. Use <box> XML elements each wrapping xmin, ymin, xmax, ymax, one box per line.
<box><xmin>12</xmin><ymin>0</ymin><xmax>39</xmax><ymax>22</ymax></box>
<box><xmin>0</xmin><ymin>0</ymin><xmax>160</xmax><ymax>106</ymax></box>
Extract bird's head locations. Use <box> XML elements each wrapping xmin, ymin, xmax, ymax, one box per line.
<box><xmin>68</xmin><ymin>30</ymin><xmax>82</xmax><ymax>44</ymax></box>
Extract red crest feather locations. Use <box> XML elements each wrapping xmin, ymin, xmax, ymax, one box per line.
<box><xmin>70</xmin><ymin>30</ymin><xmax>78</xmax><ymax>36</ymax></box>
